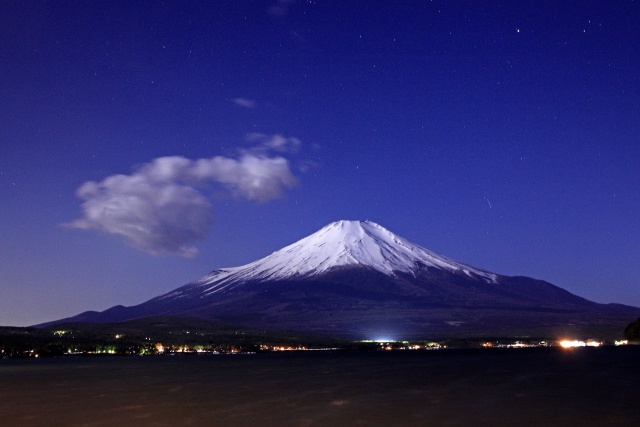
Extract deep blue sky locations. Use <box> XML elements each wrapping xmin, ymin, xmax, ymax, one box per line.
<box><xmin>2</xmin><ymin>1</ymin><xmax>639</xmax><ymax>326</ymax></box>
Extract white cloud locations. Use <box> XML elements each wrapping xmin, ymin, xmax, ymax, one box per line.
<box><xmin>190</xmin><ymin>154</ymin><xmax>298</xmax><ymax>202</ymax></box>
<box><xmin>65</xmin><ymin>149</ymin><xmax>299</xmax><ymax>257</ymax></box>
<box><xmin>232</xmin><ymin>97</ymin><xmax>257</xmax><ymax>108</ymax></box>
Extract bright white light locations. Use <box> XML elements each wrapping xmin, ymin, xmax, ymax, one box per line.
<box><xmin>559</xmin><ymin>340</ymin><xmax>586</xmax><ymax>348</ymax></box>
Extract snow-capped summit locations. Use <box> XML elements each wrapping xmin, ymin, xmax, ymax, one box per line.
<box><xmin>180</xmin><ymin>220</ymin><xmax>497</xmax><ymax>297</ymax></box>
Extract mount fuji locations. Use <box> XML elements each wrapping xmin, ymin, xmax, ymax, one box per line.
<box><xmin>45</xmin><ymin>220</ymin><xmax>640</xmax><ymax>338</ymax></box>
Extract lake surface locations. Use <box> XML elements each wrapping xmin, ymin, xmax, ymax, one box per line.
<box><xmin>1</xmin><ymin>346</ymin><xmax>639</xmax><ymax>426</ymax></box>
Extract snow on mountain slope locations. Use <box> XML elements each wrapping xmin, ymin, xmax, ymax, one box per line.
<box><xmin>162</xmin><ymin>220</ymin><xmax>498</xmax><ymax>299</ymax></box>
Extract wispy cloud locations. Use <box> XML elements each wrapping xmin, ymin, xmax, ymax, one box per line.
<box><xmin>232</xmin><ymin>97</ymin><xmax>257</xmax><ymax>108</ymax></box>
<box><xmin>65</xmin><ymin>140</ymin><xmax>300</xmax><ymax>257</ymax></box>
<box><xmin>268</xmin><ymin>0</ymin><xmax>295</xmax><ymax>17</ymax></box>
<box><xmin>245</xmin><ymin>133</ymin><xmax>301</xmax><ymax>154</ymax></box>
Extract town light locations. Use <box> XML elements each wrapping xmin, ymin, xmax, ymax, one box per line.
<box><xmin>559</xmin><ymin>340</ymin><xmax>586</xmax><ymax>348</ymax></box>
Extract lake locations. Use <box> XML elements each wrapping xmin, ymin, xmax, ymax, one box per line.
<box><xmin>1</xmin><ymin>346</ymin><xmax>639</xmax><ymax>426</ymax></box>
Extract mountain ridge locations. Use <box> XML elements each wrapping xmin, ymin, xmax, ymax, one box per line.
<box><xmin>39</xmin><ymin>220</ymin><xmax>640</xmax><ymax>339</ymax></box>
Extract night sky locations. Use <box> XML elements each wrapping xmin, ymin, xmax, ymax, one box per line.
<box><xmin>2</xmin><ymin>1</ymin><xmax>639</xmax><ymax>326</ymax></box>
